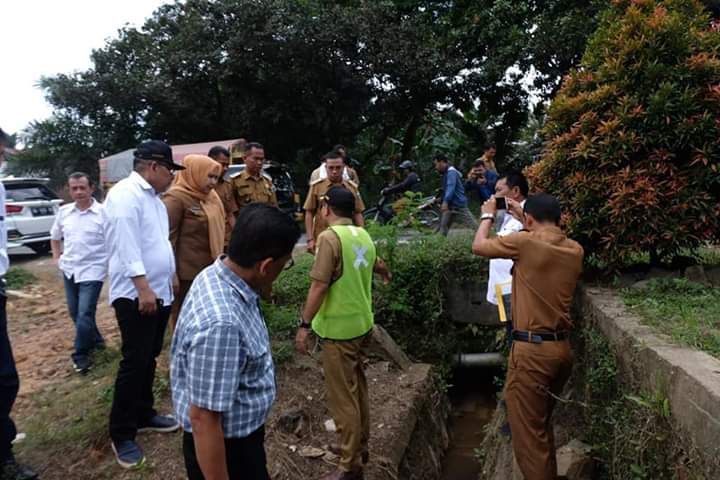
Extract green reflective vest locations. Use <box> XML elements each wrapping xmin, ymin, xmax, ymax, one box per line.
<box><xmin>312</xmin><ymin>225</ymin><xmax>376</xmax><ymax>340</ymax></box>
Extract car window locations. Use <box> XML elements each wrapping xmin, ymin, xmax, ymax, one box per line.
<box><xmin>4</xmin><ymin>183</ymin><xmax>59</xmax><ymax>202</ymax></box>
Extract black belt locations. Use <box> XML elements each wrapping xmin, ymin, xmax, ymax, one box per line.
<box><xmin>512</xmin><ymin>330</ymin><xmax>569</xmax><ymax>344</ymax></box>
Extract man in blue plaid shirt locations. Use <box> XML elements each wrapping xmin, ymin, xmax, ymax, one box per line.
<box><xmin>171</xmin><ymin>204</ymin><xmax>300</xmax><ymax>480</ymax></box>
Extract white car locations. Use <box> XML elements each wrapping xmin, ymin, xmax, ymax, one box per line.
<box><xmin>2</xmin><ymin>177</ymin><xmax>62</xmax><ymax>254</ymax></box>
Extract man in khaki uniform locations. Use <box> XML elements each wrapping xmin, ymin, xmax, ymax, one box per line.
<box><xmin>232</xmin><ymin>142</ymin><xmax>278</xmax><ymax>212</ymax></box>
<box><xmin>208</xmin><ymin>146</ymin><xmax>238</xmax><ymax>249</ymax></box>
<box><xmin>304</xmin><ymin>151</ymin><xmax>365</xmax><ymax>254</ymax></box>
<box><xmin>295</xmin><ymin>187</ymin><xmax>391</xmax><ymax>480</ymax></box>
<box><xmin>472</xmin><ymin>193</ymin><xmax>584</xmax><ymax>480</ymax></box>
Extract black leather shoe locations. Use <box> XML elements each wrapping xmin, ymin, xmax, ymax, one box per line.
<box><xmin>1</xmin><ymin>459</ymin><xmax>38</xmax><ymax>480</ymax></box>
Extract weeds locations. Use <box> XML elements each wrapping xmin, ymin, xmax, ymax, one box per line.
<box><xmin>6</xmin><ymin>266</ymin><xmax>36</xmax><ymax>289</ymax></box>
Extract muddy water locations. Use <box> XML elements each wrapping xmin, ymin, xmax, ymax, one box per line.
<box><xmin>441</xmin><ymin>368</ymin><xmax>499</xmax><ymax>480</ymax></box>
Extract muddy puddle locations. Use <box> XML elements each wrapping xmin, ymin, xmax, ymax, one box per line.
<box><xmin>441</xmin><ymin>367</ymin><xmax>499</xmax><ymax>480</ymax></box>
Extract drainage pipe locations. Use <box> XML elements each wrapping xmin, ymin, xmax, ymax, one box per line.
<box><xmin>452</xmin><ymin>352</ymin><xmax>505</xmax><ymax>368</ymax></box>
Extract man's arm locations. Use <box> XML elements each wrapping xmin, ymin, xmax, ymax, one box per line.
<box><xmin>304</xmin><ymin>210</ymin><xmax>316</xmax><ymax>253</ymax></box>
<box><xmin>189</xmin><ymin>405</ymin><xmax>229</xmax><ymax>480</ymax></box>
<box><xmin>49</xmin><ymin>211</ymin><xmax>63</xmax><ymax>266</ymax></box>
<box><xmin>295</xmin><ymin>280</ymin><xmax>329</xmax><ymax>354</ymax></box>
<box><xmin>374</xmin><ymin>258</ymin><xmax>391</xmax><ymax>284</ymax></box>
<box><xmin>354</xmin><ymin>212</ymin><xmax>364</xmax><ymax>227</ymax></box>
<box><xmin>442</xmin><ymin>170</ymin><xmax>458</xmax><ymax>209</ymax></box>
<box><xmin>472</xmin><ymin>197</ymin><xmax>522</xmax><ymax>259</ymax></box>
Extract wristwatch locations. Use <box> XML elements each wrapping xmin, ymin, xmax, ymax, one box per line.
<box><xmin>298</xmin><ymin>317</ymin><xmax>311</xmax><ymax>329</ymax></box>
<box><xmin>480</xmin><ymin>213</ymin><xmax>494</xmax><ymax>222</ymax></box>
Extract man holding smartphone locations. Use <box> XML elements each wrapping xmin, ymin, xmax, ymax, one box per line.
<box><xmin>104</xmin><ymin>141</ymin><xmax>184</xmax><ymax>469</ymax></box>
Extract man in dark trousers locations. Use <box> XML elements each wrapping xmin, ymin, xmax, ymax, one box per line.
<box><xmin>104</xmin><ymin>140</ymin><xmax>185</xmax><ymax>469</ymax></box>
<box><xmin>171</xmin><ymin>204</ymin><xmax>301</xmax><ymax>480</ymax></box>
<box><xmin>0</xmin><ymin>129</ymin><xmax>37</xmax><ymax>480</ymax></box>
<box><xmin>472</xmin><ymin>193</ymin><xmax>584</xmax><ymax>480</ymax></box>
<box><xmin>433</xmin><ymin>154</ymin><xmax>478</xmax><ymax>236</ymax></box>
<box><xmin>295</xmin><ymin>187</ymin><xmax>391</xmax><ymax>480</ymax></box>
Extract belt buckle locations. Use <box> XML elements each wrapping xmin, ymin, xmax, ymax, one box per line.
<box><xmin>529</xmin><ymin>331</ymin><xmax>543</xmax><ymax>344</ymax></box>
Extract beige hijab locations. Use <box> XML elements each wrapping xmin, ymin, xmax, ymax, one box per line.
<box><xmin>171</xmin><ymin>154</ymin><xmax>225</xmax><ymax>258</ymax></box>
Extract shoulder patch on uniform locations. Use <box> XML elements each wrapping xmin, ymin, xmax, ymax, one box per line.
<box><xmin>345</xmin><ymin>180</ymin><xmax>358</xmax><ymax>189</ymax></box>
<box><xmin>262</xmin><ymin>172</ymin><xmax>273</xmax><ymax>182</ymax></box>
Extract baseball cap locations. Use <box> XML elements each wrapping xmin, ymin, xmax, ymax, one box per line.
<box><xmin>325</xmin><ymin>186</ymin><xmax>355</xmax><ymax>213</ymax></box>
<box><xmin>134</xmin><ymin>140</ymin><xmax>185</xmax><ymax>170</ymax></box>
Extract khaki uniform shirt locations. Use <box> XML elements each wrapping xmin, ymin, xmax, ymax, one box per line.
<box><xmin>214</xmin><ymin>179</ymin><xmax>239</xmax><ymax>247</ymax></box>
<box><xmin>232</xmin><ymin>170</ymin><xmax>278</xmax><ymax>211</ymax></box>
<box><xmin>162</xmin><ymin>190</ymin><xmax>215</xmax><ymax>281</ymax></box>
<box><xmin>475</xmin><ymin>226</ymin><xmax>584</xmax><ymax>332</ymax></box>
<box><xmin>309</xmin><ymin>217</ymin><xmax>353</xmax><ymax>284</ymax></box>
<box><xmin>304</xmin><ymin>178</ymin><xmax>365</xmax><ymax>240</ymax></box>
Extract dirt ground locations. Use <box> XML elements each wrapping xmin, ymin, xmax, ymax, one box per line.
<box><xmin>6</xmin><ymin>255</ymin><xmax>424</xmax><ymax>479</ymax></box>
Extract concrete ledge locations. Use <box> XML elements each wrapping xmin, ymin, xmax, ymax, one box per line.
<box><xmin>580</xmin><ymin>286</ymin><xmax>720</xmax><ymax>477</ymax></box>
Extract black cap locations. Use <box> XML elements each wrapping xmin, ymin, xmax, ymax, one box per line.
<box><xmin>325</xmin><ymin>186</ymin><xmax>355</xmax><ymax>214</ymax></box>
<box><xmin>134</xmin><ymin>140</ymin><xmax>184</xmax><ymax>170</ymax></box>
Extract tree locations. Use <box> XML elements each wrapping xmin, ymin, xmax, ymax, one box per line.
<box><xmin>16</xmin><ymin>0</ymin><xmax>603</xmax><ymax>188</ymax></box>
<box><xmin>527</xmin><ymin>0</ymin><xmax>720</xmax><ymax>268</ymax></box>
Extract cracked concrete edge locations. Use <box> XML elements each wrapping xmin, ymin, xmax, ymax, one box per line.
<box><xmin>580</xmin><ymin>286</ymin><xmax>720</xmax><ymax>476</ymax></box>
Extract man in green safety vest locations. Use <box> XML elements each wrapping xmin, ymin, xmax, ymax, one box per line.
<box><xmin>295</xmin><ymin>186</ymin><xmax>391</xmax><ymax>480</ymax></box>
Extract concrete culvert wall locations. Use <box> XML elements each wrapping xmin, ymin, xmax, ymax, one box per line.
<box><xmin>478</xmin><ymin>284</ymin><xmax>720</xmax><ymax>479</ymax></box>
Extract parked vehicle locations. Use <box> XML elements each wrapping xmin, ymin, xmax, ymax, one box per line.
<box><xmin>225</xmin><ymin>161</ymin><xmax>302</xmax><ymax>219</ymax></box>
<box><xmin>363</xmin><ymin>188</ymin><xmax>441</xmax><ymax>229</ymax></box>
<box><xmin>2</xmin><ymin>177</ymin><xmax>63</xmax><ymax>254</ymax></box>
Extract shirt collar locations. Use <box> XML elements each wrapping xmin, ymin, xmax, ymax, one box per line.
<box><xmin>328</xmin><ymin>217</ymin><xmax>353</xmax><ymax>226</ymax></box>
<box><xmin>72</xmin><ymin>198</ymin><xmax>101</xmax><ymax>214</ymax></box>
<box><xmin>129</xmin><ymin>171</ymin><xmax>155</xmax><ymax>193</ymax></box>
<box><xmin>214</xmin><ymin>256</ymin><xmax>260</xmax><ymax>305</ymax></box>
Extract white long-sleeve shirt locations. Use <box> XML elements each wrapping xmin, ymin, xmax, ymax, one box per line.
<box><xmin>104</xmin><ymin>171</ymin><xmax>175</xmax><ymax>305</ymax></box>
<box><xmin>486</xmin><ymin>205</ymin><xmax>525</xmax><ymax>305</ymax></box>
<box><xmin>50</xmin><ymin>199</ymin><xmax>107</xmax><ymax>282</ymax></box>
<box><xmin>0</xmin><ymin>181</ymin><xmax>9</xmax><ymax>278</ymax></box>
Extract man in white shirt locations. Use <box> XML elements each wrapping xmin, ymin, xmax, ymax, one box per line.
<box><xmin>0</xmin><ymin>127</ymin><xmax>37</xmax><ymax>480</ymax></box>
<box><xmin>50</xmin><ymin>172</ymin><xmax>107</xmax><ymax>374</ymax></box>
<box><xmin>104</xmin><ymin>140</ymin><xmax>184</xmax><ymax>469</ymax></box>
<box><xmin>481</xmin><ymin>172</ymin><xmax>528</xmax><ymax>344</ymax></box>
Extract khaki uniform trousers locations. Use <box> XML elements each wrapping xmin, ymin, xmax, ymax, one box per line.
<box><xmin>505</xmin><ymin>340</ymin><xmax>573</xmax><ymax>480</ymax></box>
<box><xmin>321</xmin><ymin>333</ymin><xmax>371</xmax><ymax>472</ymax></box>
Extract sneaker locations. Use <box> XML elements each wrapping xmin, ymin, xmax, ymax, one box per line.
<box><xmin>72</xmin><ymin>356</ymin><xmax>91</xmax><ymax>374</ymax></box>
<box><xmin>138</xmin><ymin>414</ymin><xmax>180</xmax><ymax>434</ymax></box>
<box><xmin>111</xmin><ymin>440</ymin><xmax>145</xmax><ymax>469</ymax></box>
<box><xmin>0</xmin><ymin>458</ymin><xmax>38</xmax><ymax>480</ymax></box>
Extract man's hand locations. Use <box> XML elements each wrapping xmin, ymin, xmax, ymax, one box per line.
<box><xmin>481</xmin><ymin>196</ymin><xmax>497</xmax><ymax>216</ymax></box>
<box><xmin>295</xmin><ymin>327</ymin><xmax>311</xmax><ymax>355</ymax></box>
<box><xmin>374</xmin><ymin>258</ymin><xmax>392</xmax><ymax>285</ymax></box>
<box><xmin>306</xmin><ymin>238</ymin><xmax>316</xmax><ymax>254</ymax></box>
<box><xmin>506</xmin><ymin>198</ymin><xmax>524</xmax><ymax>222</ymax></box>
<box><xmin>51</xmin><ymin>255</ymin><xmax>60</xmax><ymax>267</ymax></box>
<box><xmin>441</xmin><ymin>202</ymin><xmax>449</xmax><ymax>212</ymax></box>
<box><xmin>137</xmin><ymin>286</ymin><xmax>158</xmax><ymax>315</ymax></box>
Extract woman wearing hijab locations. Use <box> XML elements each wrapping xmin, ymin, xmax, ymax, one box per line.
<box><xmin>163</xmin><ymin>154</ymin><xmax>225</xmax><ymax>327</ymax></box>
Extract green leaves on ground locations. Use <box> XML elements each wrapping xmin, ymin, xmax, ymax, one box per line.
<box><xmin>623</xmin><ymin>277</ymin><xmax>720</xmax><ymax>359</ymax></box>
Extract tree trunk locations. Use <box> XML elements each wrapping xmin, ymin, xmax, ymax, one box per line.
<box><xmin>401</xmin><ymin>114</ymin><xmax>422</xmax><ymax>161</ymax></box>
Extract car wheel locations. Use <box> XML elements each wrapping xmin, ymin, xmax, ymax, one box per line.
<box><xmin>30</xmin><ymin>241</ymin><xmax>51</xmax><ymax>255</ymax></box>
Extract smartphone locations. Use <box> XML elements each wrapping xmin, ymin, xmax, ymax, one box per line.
<box><xmin>495</xmin><ymin>197</ymin><xmax>507</xmax><ymax>210</ymax></box>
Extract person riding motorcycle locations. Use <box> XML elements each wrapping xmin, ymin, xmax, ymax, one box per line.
<box><xmin>381</xmin><ymin>161</ymin><xmax>421</xmax><ymax>197</ymax></box>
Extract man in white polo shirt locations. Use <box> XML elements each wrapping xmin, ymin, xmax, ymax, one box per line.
<box><xmin>482</xmin><ymin>171</ymin><xmax>528</xmax><ymax>344</ymax></box>
<box><xmin>104</xmin><ymin>140</ymin><xmax>184</xmax><ymax>469</ymax></box>
<box><xmin>51</xmin><ymin>172</ymin><xmax>107</xmax><ymax>374</ymax></box>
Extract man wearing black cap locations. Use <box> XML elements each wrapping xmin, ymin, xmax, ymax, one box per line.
<box><xmin>295</xmin><ymin>187</ymin><xmax>391</xmax><ymax>480</ymax></box>
<box><xmin>103</xmin><ymin>140</ymin><xmax>185</xmax><ymax>469</ymax></box>
<box><xmin>0</xmin><ymin>128</ymin><xmax>37</xmax><ymax>480</ymax></box>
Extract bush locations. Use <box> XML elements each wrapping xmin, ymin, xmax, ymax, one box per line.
<box><xmin>527</xmin><ymin>0</ymin><xmax>720</xmax><ymax>269</ymax></box>
<box><xmin>267</xmin><ymin>232</ymin><xmax>495</xmax><ymax>372</ymax></box>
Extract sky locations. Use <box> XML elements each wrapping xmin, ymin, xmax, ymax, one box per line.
<box><xmin>0</xmin><ymin>0</ymin><xmax>168</xmax><ymax>136</ymax></box>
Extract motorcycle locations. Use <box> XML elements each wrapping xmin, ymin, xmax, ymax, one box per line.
<box><xmin>363</xmin><ymin>189</ymin><xmax>441</xmax><ymax>229</ymax></box>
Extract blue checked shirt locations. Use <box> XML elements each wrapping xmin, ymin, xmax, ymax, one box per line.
<box><xmin>171</xmin><ymin>256</ymin><xmax>276</xmax><ymax>438</ymax></box>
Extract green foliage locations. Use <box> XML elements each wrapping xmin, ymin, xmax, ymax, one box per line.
<box><xmin>623</xmin><ymin>277</ymin><xmax>720</xmax><ymax>358</ymax></box>
<box><xmin>267</xmin><ymin>232</ymin><xmax>494</xmax><ymax>371</ymax></box>
<box><xmin>580</xmin><ymin>327</ymin><xmax>686</xmax><ymax>479</ymax></box>
<box><xmin>17</xmin><ymin>0</ymin><xmax>602</xmax><ymax>190</ymax></box>
<box><xmin>529</xmin><ymin>0</ymin><xmax>720</xmax><ymax>269</ymax></box>
<box><xmin>5</xmin><ymin>267</ymin><xmax>36</xmax><ymax>290</ymax></box>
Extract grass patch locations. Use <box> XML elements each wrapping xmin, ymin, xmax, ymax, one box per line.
<box><xmin>6</xmin><ymin>266</ymin><xmax>36</xmax><ymax>289</ymax></box>
<box><xmin>622</xmin><ymin>278</ymin><xmax>720</xmax><ymax>359</ymax></box>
